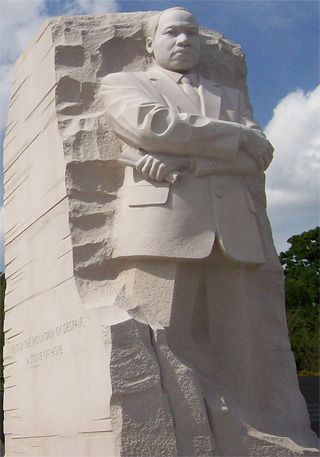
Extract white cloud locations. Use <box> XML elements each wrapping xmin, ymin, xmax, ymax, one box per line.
<box><xmin>0</xmin><ymin>0</ymin><xmax>49</xmax><ymax>130</ymax></box>
<box><xmin>0</xmin><ymin>64</ymin><xmax>15</xmax><ymax>132</ymax></box>
<box><xmin>0</xmin><ymin>0</ymin><xmax>119</xmax><ymax>270</ymax></box>
<box><xmin>0</xmin><ymin>0</ymin><xmax>118</xmax><ymax>130</ymax></box>
<box><xmin>265</xmin><ymin>85</ymin><xmax>320</xmax><ymax>253</ymax></box>
<box><xmin>0</xmin><ymin>0</ymin><xmax>46</xmax><ymax>64</ymax></box>
<box><xmin>63</xmin><ymin>0</ymin><xmax>118</xmax><ymax>15</ymax></box>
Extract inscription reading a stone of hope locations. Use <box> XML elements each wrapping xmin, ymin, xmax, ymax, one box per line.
<box><xmin>10</xmin><ymin>317</ymin><xmax>83</xmax><ymax>367</ymax></box>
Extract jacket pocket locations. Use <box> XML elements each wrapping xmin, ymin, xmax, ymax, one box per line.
<box><xmin>128</xmin><ymin>183</ymin><xmax>170</xmax><ymax>207</ymax></box>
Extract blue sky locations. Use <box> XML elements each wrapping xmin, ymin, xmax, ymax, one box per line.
<box><xmin>0</xmin><ymin>0</ymin><xmax>319</xmax><ymax>271</ymax></box>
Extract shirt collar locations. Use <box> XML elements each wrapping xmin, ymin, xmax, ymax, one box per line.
<box><xmin>150</xmin><ymin>64</ymin><xmax>199</xmax><ymax>85</ymax></box>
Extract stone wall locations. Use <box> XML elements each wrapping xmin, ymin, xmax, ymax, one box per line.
<box><xmin>3</xmin><ymin>12</ymin><xmax>269</xmax><ymax>457</ymax></box>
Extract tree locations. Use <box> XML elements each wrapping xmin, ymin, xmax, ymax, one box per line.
<box><xmin>280</xmin><ymin>227</ymin><xmax>319</xmax><ymax>374</ymax></box>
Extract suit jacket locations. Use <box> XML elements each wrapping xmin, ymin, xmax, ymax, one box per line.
<box><xmin>101</xmin><ymin>65</ymin><xmax>270</xmax><ymax>264</ymax></box>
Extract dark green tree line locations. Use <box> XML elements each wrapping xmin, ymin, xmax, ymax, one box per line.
<box><xmin>280</xmin><ymin>227</ymin><xmax>319</xmax><ymax>374</ymax></box>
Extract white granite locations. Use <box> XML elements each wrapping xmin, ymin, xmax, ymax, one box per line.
<box><xmin>3</xmin><ymin>8</ymin><xmax>319</xmax><ymax>457</ymax></box>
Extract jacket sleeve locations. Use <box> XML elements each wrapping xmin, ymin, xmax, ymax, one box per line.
<box><xmin>194</xmin><ymin>91</ymin><xmax>273</xmax><ymax>176</ymax></box>
<box><xmin>193</xmin><ymin>150</ymin><xmax>260</xmax><ymax>177</ymax></box>
<box><xmin>101</xmin><ymin>72</ymin><xmax>243</xmax><ymax>162</ymax></box>
<box><xmin>238</xmin><ymin>91</ymin><xmax>273</xmax><ymax>171</ymax></box>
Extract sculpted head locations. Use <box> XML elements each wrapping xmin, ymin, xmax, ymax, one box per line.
<box><xmin>146</xmin><ymin>7</ymin><xmax>200</xmax><ymax>73</ymax></box>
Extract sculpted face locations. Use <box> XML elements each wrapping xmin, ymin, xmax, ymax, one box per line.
<box><xmin>147</xmin><ymin>9</ymin><xmax>200</xmax><ymax>72</ymax></box>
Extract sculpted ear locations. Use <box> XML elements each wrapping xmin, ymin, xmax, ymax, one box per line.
<box><xmin>146</xmin><ymin>37</ymin><xmax>153</xmax><ymax>55</ymax></box>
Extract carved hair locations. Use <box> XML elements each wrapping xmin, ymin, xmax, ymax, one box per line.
<box><xmin>144</xmin><ymin>7</ymin><xmax>193</xmax><ymax>40</ymax></box>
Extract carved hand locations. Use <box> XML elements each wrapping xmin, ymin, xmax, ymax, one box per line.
<box><xmin>136</xmin><ymin>153</ymin><xmax>190</xmax><ymax>182</ymax></box>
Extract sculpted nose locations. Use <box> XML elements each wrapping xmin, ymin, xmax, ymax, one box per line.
<box><xmin>176</xmin><ymin>33</ymin><xmax>189</xmax><ymax>45</ymax></box>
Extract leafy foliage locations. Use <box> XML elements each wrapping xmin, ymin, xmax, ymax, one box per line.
<box><xmin>280</xmin><ymin>227</ymin><xmax>319</xmax><ymax>309</ymax></box>
<box><xmin>280</xmin><ymin>227</ymin><xmax>319</xmax><ymax>374</ymax></box>
<box><xmin>286</xmin><ymin>305</ymin><xmax>319</xmax><ymax>373</ymax></box>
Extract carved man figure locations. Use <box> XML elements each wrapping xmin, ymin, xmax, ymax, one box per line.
<box><xmin>101</xmin><ymin>7</ymin><xmax>317</xmax><ymax>453</ymax></box>
<box><xmin>102</xmin><ymin>7</ymin><xmax>273</xmax><ymax>263</ymax></box>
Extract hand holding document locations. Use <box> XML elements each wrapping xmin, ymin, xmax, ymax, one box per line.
<box><xmin>118</xmin><ymin>147</ymin><xmax>181</xmax><ymax>185</ymax></box>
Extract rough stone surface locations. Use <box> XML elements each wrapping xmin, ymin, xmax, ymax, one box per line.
<box><xmin>3</xmin><ymin>10</ymin><xmax>319</xmax><ymax>457</ymax></box>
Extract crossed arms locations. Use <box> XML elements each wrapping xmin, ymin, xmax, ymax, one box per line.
<box><xmin>101</xmin><ymin>71</ymin><xmax>273</xmax><ymax>181</ymax></box>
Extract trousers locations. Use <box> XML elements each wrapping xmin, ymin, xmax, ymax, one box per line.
<box><xmin>114</xmin><ymin>241</ymin><xmax>312</xmax><ymax>447</ymax></box>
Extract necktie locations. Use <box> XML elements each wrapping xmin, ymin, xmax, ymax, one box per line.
<box><xmin>180</xmin><ymin>75</ymin><xmax>201</xmax><ymax>112</ymax></box>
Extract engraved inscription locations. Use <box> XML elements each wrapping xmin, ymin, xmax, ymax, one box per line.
<box><xmin>27</xmin><ymin>344</ymin><xmax>63</xmax><ymax>366</ymax></box>
<box><xmin>9</xmin><ymin>316</ymin><xmax>84</xmax><ymax>367</ymax></box>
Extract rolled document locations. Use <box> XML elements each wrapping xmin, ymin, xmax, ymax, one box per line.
<box><xmin>118</xmin><ymin>147</ymin><xmax>181</xmax><ymax>185</ymax></box>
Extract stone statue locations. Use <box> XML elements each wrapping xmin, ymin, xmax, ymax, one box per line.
<box><xmin>102</xmin><ymin>8</ymin><xmax>273</xmax><ymax>264</ymax></box>
<box><xmin>100</xmin><ymin>7</ymin><xmax>319</xmax><ymax>456</ymax></box>
<box><xmin>3</xmin><ymin>7</ymin><xmax>318</xmax><ymax>456</ymax></box>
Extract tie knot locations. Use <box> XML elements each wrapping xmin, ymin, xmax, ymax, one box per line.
<box><xmin>180</xmin><ymin>74</ymin><xmax>198</xmax><ymax>87</ymax></box>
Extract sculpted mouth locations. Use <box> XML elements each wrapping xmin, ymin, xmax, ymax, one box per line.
<box><xmin>173</xmin><ymin>49</ymin><xmax>193</xmax><ymax>56</ymax></box>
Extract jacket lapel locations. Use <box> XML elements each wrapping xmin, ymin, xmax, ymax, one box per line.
<box><xmin>145</xmin><ymin>68</ymin><xmax>222</xmax><ymax>119</ymax></box>
<box><xmin>199</xmin><ymin>77</ymin><xmax>221</xmax><ymax>119</ymax></box>
<box><xmin>146</xmin><ymin>67</ymin><xmax>202</xmax><ymax>115</ymax></box>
